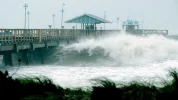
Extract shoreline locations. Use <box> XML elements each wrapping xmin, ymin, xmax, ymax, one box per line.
<box><xmin>0</xmin><ymin>69</ymin><xmax>178</xmax><ymax>100</ymax></box>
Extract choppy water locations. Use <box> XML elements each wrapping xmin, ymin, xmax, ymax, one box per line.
<box><xmin>2</xmin><ymin>32</ymin><xmax>178</xmax><ymax>88</ymax></box>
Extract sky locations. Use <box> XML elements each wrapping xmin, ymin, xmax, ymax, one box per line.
<box><xmin>0</xmin><ymin>0</ymin><xmax>178</xmax><ymax>33</ymax></box>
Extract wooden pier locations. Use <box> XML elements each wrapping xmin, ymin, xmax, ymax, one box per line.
<box><xmin>0</xmin><ymin>29</ymin><xmax>168</xmax><ymax>66</ymax></box>
<box><xmin>0</xmin><ymin>29</ymin><xmax>119</xmax><ymax>66</ymax></box>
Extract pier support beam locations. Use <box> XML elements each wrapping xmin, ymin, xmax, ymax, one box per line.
<box><xmin>40</xmin><ymin>49</ymin><xmax>44</xmax><ymax>64</ymax></box>
<box><xmin>3</xmin><ymin>51</ymin><xmax>13</xmax><ymax>66</ymax></box>
<box><xmin>22</xmin><ymin>50</ymin><xmax>29</xmax><ymax>65</ymax></box>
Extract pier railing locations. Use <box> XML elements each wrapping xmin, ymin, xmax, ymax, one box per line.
<box><xmin>0</xmin><ymin>29</ymin><xmax>168</xmax><ymax>45</ymax></box>
<box><xmin>0</xmin><ymin>29</ymin><xmax>119</xmax><ymax>45</ymax></box>
<box><xmin>126</xmin><ymin>29</ymin><xmax>168</xmax><ymax>36</ymax></box>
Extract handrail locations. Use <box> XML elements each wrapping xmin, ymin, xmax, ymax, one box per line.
<box><xmin>0</xmin><ymin>29</ymin><xmax>168</xmax><ymax>45</ymax></box>
<box><xmin>0</xmin><ymin>29</ymin><xmax>119</xmax><ymax>45</ymax></box>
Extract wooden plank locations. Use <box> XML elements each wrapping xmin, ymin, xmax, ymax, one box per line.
<box><xmin>17</xmin><ymin>44</ymin><xmax>31</xmax><ymax>50</ymax></box>
<box><xmin>0</xmin><ymin>45</ymin><xmax>14</xmax><ymax>51</ymax></box>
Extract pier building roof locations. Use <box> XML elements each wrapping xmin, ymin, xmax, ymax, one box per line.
<box><xmin>65</xmin><ymin>14</ymin><xmax>111</xmax><ymax>24</ymax></box>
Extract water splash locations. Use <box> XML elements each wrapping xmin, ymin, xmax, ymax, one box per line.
<box><xmin>4</xmin><ymin>32</ymin><xmax>178</xmax><ymax>88</ymax></box>
<box><xmin>57</xmin><ymin>33</ymin><xmax>178</xmax><ymax>66</ymax></box>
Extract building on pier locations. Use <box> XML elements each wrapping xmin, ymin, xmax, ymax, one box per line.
<box><xmin>122</xmin><ymin>19</ymin><xmax>140</xmax><ymax>30</ymax></box>
<box><xmin>122</xmin><ymin>18</ymin><xmax>168</xmax><ymax>36</ymax></box>
<box><xmin>65</xmin><ymin>14</ymin><xmax>111</xmax><ymax>30</ymax></box>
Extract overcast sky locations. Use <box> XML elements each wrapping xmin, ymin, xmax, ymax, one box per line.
<box><xmin>0</xmin><ymin>0</ymin><xmax>178</xmax><ymax>32</ymax></box>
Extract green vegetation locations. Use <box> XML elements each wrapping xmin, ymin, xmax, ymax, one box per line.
<box><xmin>0</xmin><ymin>69</ymin><xmax>178</xmax><ymax>100</ymax></box>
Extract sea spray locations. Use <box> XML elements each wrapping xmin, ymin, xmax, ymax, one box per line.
<box><xmin>54</xmin><ymin>33</ymin><xmax>178</xmax><ymax>66</ymax></box>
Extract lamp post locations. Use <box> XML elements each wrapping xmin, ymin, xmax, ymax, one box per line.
<box><xmin>141</xmin><ymin>21</ymin><xmax>144</xmax><ymax>30</ymax></box>
<box><xmin>23</xmin><ymin>3</ymin><xmax>28</xmax><ymax>29</ymax></box>
<box><xmin>61</xmin><ymin>3</ymin><xmax>65</xmax><ymax>29</ymax></box>
<box><xmin>117</xmin><ymin>17</ymin><xmax>119</xmax><ymax>30</ymax></box>
<box><xmin>104</xmin><ymin>11</ymin><xmax>106</xmax><ymax>30</ymax></box>
<box><xmin>48</xmin><ymin>25</ymin><xmax>52</xmax><ymax>40</ymax></box>
<box><xmin>27</xmin><ymin>11</ymin><xmax>30</xmax><ymax>29</ymax></box>
<box><xmin>52</xmin><ymin>14</ymin><xmax>55</xmax><ymax>29</ymax></box>
<box><xmin>76</xmin><ymin>23</ymin><xmax>77</xmax><ymax>29</ymax></box>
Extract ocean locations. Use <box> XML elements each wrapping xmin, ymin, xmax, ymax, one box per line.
<box><xmin>1</xmin><ymin>32</ymin><xmax>178</xmax><ymax>88</ymax></box>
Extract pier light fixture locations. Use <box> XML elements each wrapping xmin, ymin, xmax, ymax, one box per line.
<box><xmin>27</xmin><ymin>11</ymin><xmax>30</xmax><ymax>29</ymax></box>
<box><xmin>104</xmin><ymin>11</ymin><xmax>106</xmax><ymax>30</ymax></box>
<box><xmin>52</xmin><ymin>14</ymin><xmax>56</xmax><ymax>29</ymax></box>
<box><xmin>117</xmin><ymin>17</ymin><xmax>119</xmax><ymax>30</ymax></box>
<box><xmin>61</xmin><ymin>3</ymin><xmax>65</xmax><ymax>29</ymax></box>
<box><xmin>23</xmin><ymin>3</ymin><xmax>28</xmax><ymax>29</ymax></box>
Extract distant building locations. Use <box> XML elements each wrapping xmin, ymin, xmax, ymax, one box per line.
<box><xmin>122</xmin><ymin>19</ymin><xmax>139</xmax><ymax>30</ymax></box>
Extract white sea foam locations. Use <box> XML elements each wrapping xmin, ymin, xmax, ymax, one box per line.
<box><xmin>4</xmin><ymin>32</ymin><xmax>178</xmax><ymax>88</ymax></box>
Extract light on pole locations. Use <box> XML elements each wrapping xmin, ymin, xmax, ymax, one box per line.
<box><xmin>61</xmin><ymin>3</ymin><xmax>65</xmax><ymax>29</ymax></box>
<box><xmin>48</xmin><ymin>25</ymin><xmax>52</xmax><ymax>29</ymax></box>
<box><xmin>104</xmin><ymin>11</ymin><xmax>106</xmax><ymax>30</ymax></box>
<box><xmin>23</xmin><ymin>3</ymin><xmax>28</xmax><ymax>29</ymax></box>
<box><xmin>27</xmin><ymin>11</ymin><xmax>30</xmax><ymax>29</ymax></box>
<box><xmin>52</xmin><ymin>14</ymin><xmax>56</xmax><ymax>29</ymax></box>
<box><xmin>117</xmin><ymin>17</ymin><xmax>119</xmax><ymax>30</ymax></box>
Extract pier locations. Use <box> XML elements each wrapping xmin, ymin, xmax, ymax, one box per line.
<box><xmin>0</xmin><ymin>14</ymin><xmax>168</xmax><ymax>66</ymax></box>
<box><xmin>0</xmin><ymin>29</ymin><xmax>119</xmax><ymax>66</ymax></box>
